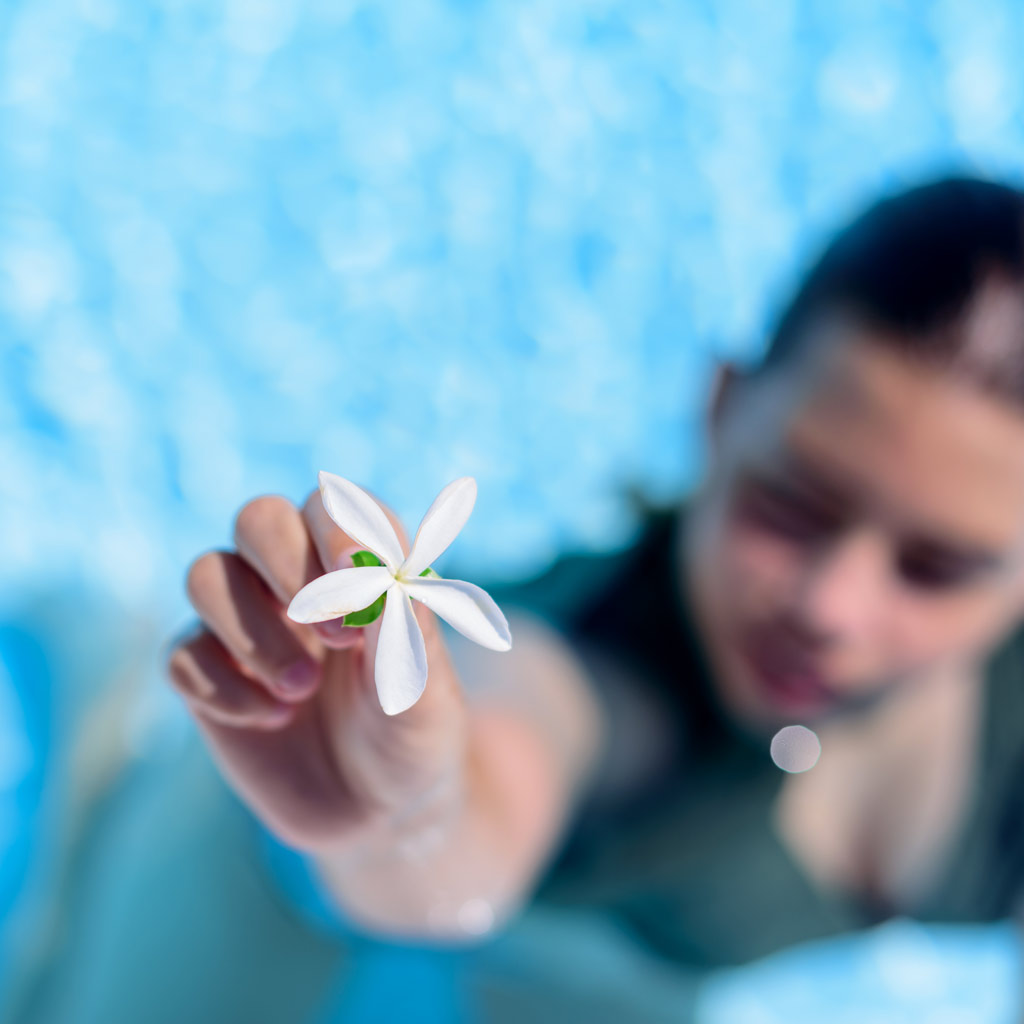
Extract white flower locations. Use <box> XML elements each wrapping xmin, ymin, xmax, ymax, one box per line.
<box><xmin>287</xmin><ymin>471</ymin><xmax>513</xmax><ymax>716</ymax></box>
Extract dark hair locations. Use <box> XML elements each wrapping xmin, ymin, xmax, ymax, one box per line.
<box><xmin>757</xmin><ymin>176</ymin><xmax>1024</xmax><ymax>404</ymax></box>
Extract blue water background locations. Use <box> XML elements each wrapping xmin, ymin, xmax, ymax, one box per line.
<box><xmin>3</xmin><ymin>0</ymin><xmax>1024</xmax><ymax>1019</ymax></box>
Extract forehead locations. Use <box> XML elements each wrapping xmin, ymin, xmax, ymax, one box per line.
<box><xmin>738</xmin><ymin>325</ymin><xmax>1024</xmax><ymax>552</ymax></box>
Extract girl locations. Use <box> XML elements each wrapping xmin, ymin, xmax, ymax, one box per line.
<box><xmin>169</xmin><ymin>175</ymin><xmax>1024</xmax><ymax>1018</ymax></box>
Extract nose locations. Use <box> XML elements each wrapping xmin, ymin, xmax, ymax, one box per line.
<box><xmin>790</xmin><ymin>527</ymin><xmax>888</xmax><ymax>645</ymax></box>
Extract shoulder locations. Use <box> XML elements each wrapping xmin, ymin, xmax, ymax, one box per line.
<box><xmin>480</xmin><ymin>501</ymin><xmax>684</xmax><ymax>640</ymax></box>
<box><xmin>978</xmin><ymin>614</ymin><xmax>1024</xmax><ymax>764</ymax></box>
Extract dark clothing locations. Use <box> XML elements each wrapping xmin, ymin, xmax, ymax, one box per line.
<box><xmin>484</xmin><ymin>501</ymin><xmax>1024</xmax><ymax>969</ymax></box>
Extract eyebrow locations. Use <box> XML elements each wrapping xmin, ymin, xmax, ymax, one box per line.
<box><xmin>765</xmin><ymin>446</ymin><xmax>1009</xmax><ymax>572</ymax></box>
<box><xmin>762</xmin><ymin>447</ymin><xmax>855</xmax><ymax>506</ymax></box>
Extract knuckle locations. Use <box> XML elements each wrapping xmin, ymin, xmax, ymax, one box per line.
<box><xmin>233</xmin><ymin>494</ymin><xmax>293</xmax><ymax>548</ymax></box>
<box><xmin>166</xmin><ymin>650</ymin><xmax>213</xmax><ymax>700</ymax></box>
<box><xmin>184</xmin><ymin>550</ymin><xmax>226</xmax><ymax>606</ymax></box>
<box><xmin>160</xmin><ymin>621</ymin><xmax>204</xmax><ymax>668</ymax></box>
<box><xmin>247</xmin><ymin>705</ymin><xmax>296</xmax><ymax>730</ymax></box>
<box><xmin>187</xmin><ymin>699</ymin><xmax>241</xmax><ymax>728</ymax></box>
<box><xmin>189</xmin><ymin>688</ymin><xmax>287</xmax><ymax>730</ymax></box>
<box><xmin>223</xmin><ymin>632</ymin><xmax>286</xmax><ymax>687</ymax></box>
<box><xmin>302</xmin><ymin>486</ymin><xmax>322</xmax><ymax>518</ymax></box>
<box><xmin>165</xmin><ymin>649</ymin><xmax>190</xmax><ymax>688</ymax></box>
<box><xmin>165</xmin><ymin>642</ymin><xmax>192</xmax><ymax>674</ymax></box>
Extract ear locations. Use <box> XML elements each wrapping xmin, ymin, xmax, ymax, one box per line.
<box><xmin>707</xmin><ymin>360</ymin><xmax>745</xmax><ymax>442</ymax></box>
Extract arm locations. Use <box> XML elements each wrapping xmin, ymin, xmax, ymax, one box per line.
<box><xmin>311</xmin><ymin>608</ymin><xmax>607</xmax><ymax>943</ymax></box>
<box><xmin>169</xmin><ymin>485</ymin><xmax>614</xmax><ymax>947</ymax></box>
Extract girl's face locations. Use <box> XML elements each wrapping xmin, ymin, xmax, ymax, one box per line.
<box><xmin>685</xmin><ymin>310</ymin><xmax>1024</xmax><ymax>734</ymax></box>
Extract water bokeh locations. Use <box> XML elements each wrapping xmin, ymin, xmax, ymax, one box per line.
<box><xmin>4</xmin><ymin>1</ymin><xmax>1024</xmax><ymax>1019</ymax></box>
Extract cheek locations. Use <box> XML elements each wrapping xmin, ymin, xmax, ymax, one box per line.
<box><xmin>884</xmin><ymin>590</ymin><xmax>1016</xmax><ymax>673</ymax></box>
<box><xmin>709</xmin><ymin>518</ymin><xmax>803</xmax><ymax>619</ymax></box>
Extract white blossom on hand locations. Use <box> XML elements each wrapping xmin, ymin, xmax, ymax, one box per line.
<box><xmin>287</xmin><ymin>471</ymin><xmax>512</xmax><ymax>715</ymax></box>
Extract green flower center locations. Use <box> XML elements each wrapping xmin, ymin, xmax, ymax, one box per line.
<box><xmin>342</xmin><ymin>550</ymin><xmax>438</xmax><ymax>626</ymax></box>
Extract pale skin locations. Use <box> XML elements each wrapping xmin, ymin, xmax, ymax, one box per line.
<box><xmin>167</xmin><ymin>278</ymin><xmax>1024</xmax><ymax>942</ymax></box>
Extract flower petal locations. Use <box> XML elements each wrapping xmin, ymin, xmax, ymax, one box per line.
<box><xmin>318</xmin><ymin>470</ymin><xmax>406</xmax><ymax>571</ymax></box>
<box><xmin>287</xmin><ymin>566</ymin><xmax>394</xmax><ymax>624</ymax></box>
<box><xmin>402</xmin><ymin>576</ymin><xmax>512</xmax><ymax>651</ymax></box>
<box><xmin>400</xmin><ymin>476</ymin><xmax>477</xmax><ymax>579</ymax></box>
<box><xmin>374</xmin><ymin>585</ymin><xmax>429</xmax><ymax>715</ymax></box>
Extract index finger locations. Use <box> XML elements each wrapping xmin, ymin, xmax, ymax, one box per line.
<box><xmin>300</xmin><ymin>484</ymin><xmax>411</xmax><ymax>576</ymax></box>
<box><xmin>299</xmin><ymin>484</ymin><xmax>413</xmax><ymax>649</ymax></box>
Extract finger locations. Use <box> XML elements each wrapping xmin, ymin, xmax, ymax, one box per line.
<box><xmin>232</xmin><ymin>494</ymin><xmax>323</xmax><ymax>608</ymax></box>
<box><xmin>231</xmin><ymin>494</ymin><xmax>357</xmax><ymax>649</ymax></box>
<box><xmin>166</xmin><ymin>627</ymin><xmax>297</xmax><ymax>730</ymax></box>
<box><xmin>357</xmin><ymin>590</ymin><xmax>455</xmax><ymax>719</ymax></box>
<box><xmin>301</xmin><ymin>483</ymin><xmax>411</xmax><ymax>573</ymax></box>
<box><xmin>185</xmin><ymin>550</ymin><xmax>323</xmax><ymax>700</ymax></box>
<box><xmin>300</xmin><ymin>482</ymin><xmax>412</xmax><ymax>645</ymax></box>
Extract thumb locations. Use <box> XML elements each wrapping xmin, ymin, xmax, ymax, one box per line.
<box><xmin>360</xmin><ymin>587</ymin><xmax>461</xmax><ymax>720</ymax></box>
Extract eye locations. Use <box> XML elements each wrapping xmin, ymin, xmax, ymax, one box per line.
<box><xmin>736</xmin><ymin>480</ymin><xmax>837</xmax><ymax>541</ymax></box>
<box><xmin>897</xmin><ymin>553</ymin><xmax>975</xmax><ymax>591</ymax></box>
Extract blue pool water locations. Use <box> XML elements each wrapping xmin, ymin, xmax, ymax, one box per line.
<box><xmin>4</xmin><ymin>0</ymin><xmax>1024</xmax><ymax>1019</ymax></box>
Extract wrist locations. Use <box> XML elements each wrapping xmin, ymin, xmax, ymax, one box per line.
<box><xmin>342</xmin><ymin>716</ymin><xmax>473</xmax><ymax>864</ymax></box>
<box><xmin>309</xmin><ymin>727</ymin><xmax>518</xmax><ymax>943</ymax></box>
<box><xmin>308</xmin><ymin>712</ymin><xmax>472</xmax><ymax>871</ymax></box>
<box><xmin>371</xmin><ymin>758</ymin><xmax>468</xmax><ymax>865</ymax></box>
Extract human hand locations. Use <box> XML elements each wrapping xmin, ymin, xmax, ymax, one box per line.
<box><xmin>165</xmin><ymin>479</ymin><xmax>480</xmax><ymax>853</ymax></box>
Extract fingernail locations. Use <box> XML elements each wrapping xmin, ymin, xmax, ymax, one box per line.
<box><xmin>313</xmin><ymin>618</ymin><xmax>358</xmax><ymax>634</ymax></box>
<box><xmin>313</xmin><ymin>619</ymin><xmax>362</xmax><ymax>647</ymax></box>
<box><xmin>315</xmin><ymin>617</ymin><xmax>355</xmax><ymax>637</ymax></box>
<box><xmin>277</xmin><ymin>658</ymin><xmax>320</xmax><ymax>696</ymax></box>
<box><xmin>332</xmin><ymin>546</ymin><xmax>361</xmax><ymax>572</ymax></box>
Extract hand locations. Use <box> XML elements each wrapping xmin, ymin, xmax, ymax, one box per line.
<box><xmin>164</xmin><ymin>486</ymin><xmax>471</xmax><ymax>854</ymax></box>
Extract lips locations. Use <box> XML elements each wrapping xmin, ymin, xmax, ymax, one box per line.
<box><xmin>739</xmin><ymin>628</ymin><xmax>839</xmax><ymax>711</ymax></box>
